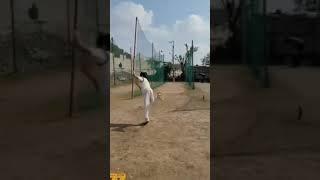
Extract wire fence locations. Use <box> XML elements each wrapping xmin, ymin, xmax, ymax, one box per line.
<box><xmin>0</xmin><ymin>0</ymin><xmax>108</xmax><ymax>116</ymax></box>
<box><xmin>0</xmin><ymin>0</ymin><xmax>103</xmax><ymax>75</ymax></box>
<box><xmin>242</xmin><ymin>0</ymin><xmax>269</xmax><ymax>87</ymax></box>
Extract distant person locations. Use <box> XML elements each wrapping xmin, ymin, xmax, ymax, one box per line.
<box><xmin>73</xmin><ymin>30</ymin><xmax>108</xmax><ymax>92</ymax></box>
<box><xmin>133</xmin><ymin>72</ymin><xmax>155</xmax><ymax>125</ymax></box>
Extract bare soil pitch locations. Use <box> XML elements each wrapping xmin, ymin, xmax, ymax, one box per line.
<box><xmin>110</xmin><ymin>82</ymin><xmax>210</xmax><ymax>180</ymax></box>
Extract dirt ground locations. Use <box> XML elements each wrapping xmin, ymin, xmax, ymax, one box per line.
<box><xmin>110</xmin><ymin>82</ymin><xmax>210</xmax><ymax>180</ymax></box>
<box><xmin>213</xmin><ymin>65</ymin><xmax>320</xmax><ymax>179</ymax></box>
<box><xmin>0</xmin><ymin>68</ymin><xmax>105</xmax><ymax>180</ymax></box>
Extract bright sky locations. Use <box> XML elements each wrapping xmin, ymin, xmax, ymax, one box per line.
<box><xmin>213</xmin><ymin>0</ymin><xmax>296</xmax><ymax>13</ymax></box>
<box><xmin>111</xmin><ymin>0</ymin><xmax>210</xmax><ymax>65</ymax></box>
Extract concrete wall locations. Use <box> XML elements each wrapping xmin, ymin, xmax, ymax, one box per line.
<box><xmin>109</xmin><ymin>53</ymin><xmax>154</xmax><ymax>84</ymax></box>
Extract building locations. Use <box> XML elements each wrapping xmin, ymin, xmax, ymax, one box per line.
<box><xmin>193</xmin><ymin>65</ymin><xmax>210</xmax><ymax>82</ymax></box>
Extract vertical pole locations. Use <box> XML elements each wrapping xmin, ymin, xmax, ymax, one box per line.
<box><xmin>162</xmin><ymin>53</ymin><xmax>164</xmax><ymax>82</ymax></box>
<box><xmin>112</xmin><ymin>38</ymin><xmax>116</xmax><ymax>86</ymax></box>
<box><xmin>151</xmin><ymin>43</ymin><xmax>154</xmax><ymax>86</ymax></box>
<box><xmin>262</xmin><ymin>0</ymin><xmax>269</xmax><ymax>88</ymax></box>
<box><xmin>191</xmin><ymin>40</ymin><xmax>195</xmax><ymax>89</ymax></box>
<box><xmin>66</xmin><ymin>0</ymin><xmax>71</xmax><ymax>53</ymax></box>
<box><xmin>69</xmin><ymin>0</ymin><xmax>78</xmax><ymax>117</ymax></box>
<box><xmin>96</xmin><ymin>0</ymin><xmax>99</xmax><ymax>33</ymax></box>
<box><xmin>172</xmin><ymin>41</ymin><xmax>175</xmax><ymax>82</ymax></box>
<box><xmin>139</xmin><ymin>53</ymin><xmax>141</xmax><ymax>72</ymax></box>
<box><xmin>130</xmin><ymin>46</ymin><xmax>132</xmax><ymax>93</ymax></box>
<box><xmin>151</xmin><ymin>43</ymin><xmax>154</xmax><ymax>60</ymax></box>
<box><xmin>131</xmin><ymin>17</ymin><xmax>138</xmax><ymax>99</ymax></box>
<box><xmin>10</xmin><ymin>0</ymin><xmax>18</xmax><ymax>73</ymax></box>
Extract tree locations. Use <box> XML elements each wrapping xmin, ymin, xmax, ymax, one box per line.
<box><xmin>163</xmin><ymin>62</ymin><xmax>173</xmax><ymax>81</ymax></box>
<box><xmin>294</xmin><ymin>0</ymin><xmax>320</xmax><ymax>12</ymax></box>
<box><xmin>201</xmin><ymin>52</ymin><xmax>210</xmax><ymax>66</ymax></box>
<box><xmin>110</xmin><ymin>38</ymin><xmax>130</xmax><ymax>58</ymax></box>
<box><xmin>220</xmin><ymin>0</ymin><xmax>244</xmax><ymax>40</ymax></box>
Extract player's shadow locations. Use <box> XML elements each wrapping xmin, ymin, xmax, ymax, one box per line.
<box><xmin>110</xmin><ymin>123</ymin><xmax>143</xmax><ymax>132</ymax></box>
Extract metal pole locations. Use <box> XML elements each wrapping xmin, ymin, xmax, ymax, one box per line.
<box><xmin>96</xmin><ymin>0</ymin><xmax>99</xmax><ymax>33</ymax></box>
<box><xmin>131</xmin><ymin>17</ymin><xmax>138</xmax><ymax>99</ymax></box>
<box><xmin>112</xmin><ymin>38</ymin><xmax>116</xmax><ymax>86</ymax></box>
<box><xmin>191</xmin><ymin>40</ymin><xmax>195</xmax><ymax>89</ymax></box>
<box><xmin>66</xmin><ymin>0</ymin><xmax>71</xmax><ymax>53</ymax></box>
<box><xmin>130</xmin><ymin>46</ymin><xmax>132</xmax><ymax>90</ymax></box>
<box><xmin>263</xmin><ymin>0</ymin><xmax>269</xmax><ymax>88</ymax></box>
<box><xmin>139</xmin><ymin>53</ymin><xmax>141</xmax><ymax>72</ymax></box>
<box><xmin>151</xmin><ymin>43</ymin><xmax>154</xmax><ymax>60</ymax></box>
<box><xmin>173</xmin><ymin>41</ymin><xmax>175</xmax><ymax>82</ymax></box>
<box><xmin>69</xmin><ymin>0</ymin><xmax>78</xmax><ymax>117</ymax></box>
<box><xmin>151</xmin><ymin>43</ymin><xmax>154</xmax><ymax>86</ymax></box>
<box><xmin>10</xmin><ymin>0</ymin><xmax>18</xmax><ymax>73</ymax></box>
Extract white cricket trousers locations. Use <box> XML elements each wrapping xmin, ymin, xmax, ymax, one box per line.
<box><xmin>143</xmin><ymin>88</ymin><xmax>155</xmax><ymax>120</ymax></box>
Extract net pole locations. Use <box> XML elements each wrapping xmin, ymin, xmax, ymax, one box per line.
<box><xmin>151</xmin><ymin>42</ymin><xmax>154</xmax><ymax>60</ymax></box>
<box><xmin>10</xmin><ymin>0</ymin><xmax>18</xmax><ymax>73</ymax></box>
<box><xmin>96</xmin><ymin>0</ymin><xmax>99</xmax><ymax>33</ymax></box>
<box><xmin>151</xmin><ymin>42</ymin><xmax>154</xmax><ymax>87</ymax></box>
<box><xmin>263</xmin><ymin>0</ymin><xmax>269</xmax><ymax>88</ymax></box>
<box><xmin>191</xmin><ymin>40</ymin><xmax>195</xmax><ymax>89</ymax></box>
<box><xmin>66</xmin><ymin>0</ymin><xmax>71</xmax><ymax>53</ymax></box>
<box><xmin>130</xmin><ymin>47</ymin><xmax>132</xmax><ymax>95</ymax></box>
<box><xmin>131</xmin><ymin>17</ymin><xmax>138</xmax><ymax>99</ymax></box>
<box><xmin>68</xmin><ymin>0</ymin><xmax>78</xmax><ymax>117</ymax></box>
<box><xmin>139</xmin><ymin>53</ymin><xmax>141</xmax><ymax>72</ymax></box>
<box><xmin>173</xmin><ymin>41</ymin><xmax>175</xmax><ymax>82</ymax></box>
<box><xmin>112</xmin><ymin>38</ymin><xmax>116</xmax><ymax>86</ymax></box>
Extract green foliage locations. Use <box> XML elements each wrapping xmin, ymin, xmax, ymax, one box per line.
<box><xmin>163</xmin><ymin>62</ymin><xmax>173</xmax><ymax>81</ymax></box>
<box><xmin>111</xmin><ymin>38</ymin><xmax>131</xmax><ymax>58</ymax></box>
<box><xmin>201</xmin><ymin>52</ymin><xmax>210</xmax><ymax>66</ymax></box>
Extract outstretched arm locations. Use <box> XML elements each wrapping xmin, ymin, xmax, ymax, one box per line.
<box><xmin>73</xmin><ymin>30</ymin><xmax>92</xmax><ymax>55</ymax></box>
<box><xmin>133</xmin><ymin>72</ymin><xmax>143</xmax><ymax>82</ymax></box>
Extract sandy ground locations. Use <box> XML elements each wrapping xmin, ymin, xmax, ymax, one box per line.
<box><xmin>110</xmin><ymin>82</ymin><xmax>210</xmax><ymax>180</ymax></box>
<box><xmin>213</xmin><ymin>65</ymin><xmax>320</xmax><ymax>179</ymax></box>
<box><xmin>0</xmin><ymin>68</ymin><xmax>106</xmax><ymax>180</ymax></box>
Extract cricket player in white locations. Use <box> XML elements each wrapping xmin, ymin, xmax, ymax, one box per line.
<box><xmin>133</xmin><ymin>72</ymin><xmax>155</xmax><ymax>125</ymax></box>
<box><xmin>73</xmin><ymin>30</ymin><xmax>108</xmax><ymax>94</ymax></box>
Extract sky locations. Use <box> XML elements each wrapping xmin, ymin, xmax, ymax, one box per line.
<box><xmin>213</xmin><ymin>0</ymin><xmax>296</xmax><ymax>13</ymax></box>
<box><xmin>111</xmin><ymin>0</ymin><xmax>210</xmax><ymax>65</ymax></box>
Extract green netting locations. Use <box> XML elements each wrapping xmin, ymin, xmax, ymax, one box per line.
<box><xmin>185</xmin><ymin>42</ymin><xmax>195</xmax><ymax>89</ymax></box>
<box><xmin>242</xmin><ymin>0</ymin><xmax>269</xmax><ymax>87</ymax></box>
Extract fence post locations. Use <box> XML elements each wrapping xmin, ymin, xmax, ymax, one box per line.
<box><xmin>10</xmin><ymin>0</ymin><xmax>18</xmax><ymax>73</ymax></box>
<box><xmin>131</xmin><ymin>17</ymin><xmax>138</xmax><ymax>99</ymax></box>
<box><xmin>139</xmin><ymin>53</ymin><xmax>141</xmax><ymax>72</ymax></box>
<box><xmin>69</xmin><ymin>0</ymin><xmax>78</xmax><ymax>117</ymax></box>
<box><xmin>191</xmin><ymin>40</ymin><xmax>195</xmax><ymax>89</ymax></box>
<box><xmin>111</xmin><ymin>38</ymin><xmax>116</xmax><ymax>86</ymax></box>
